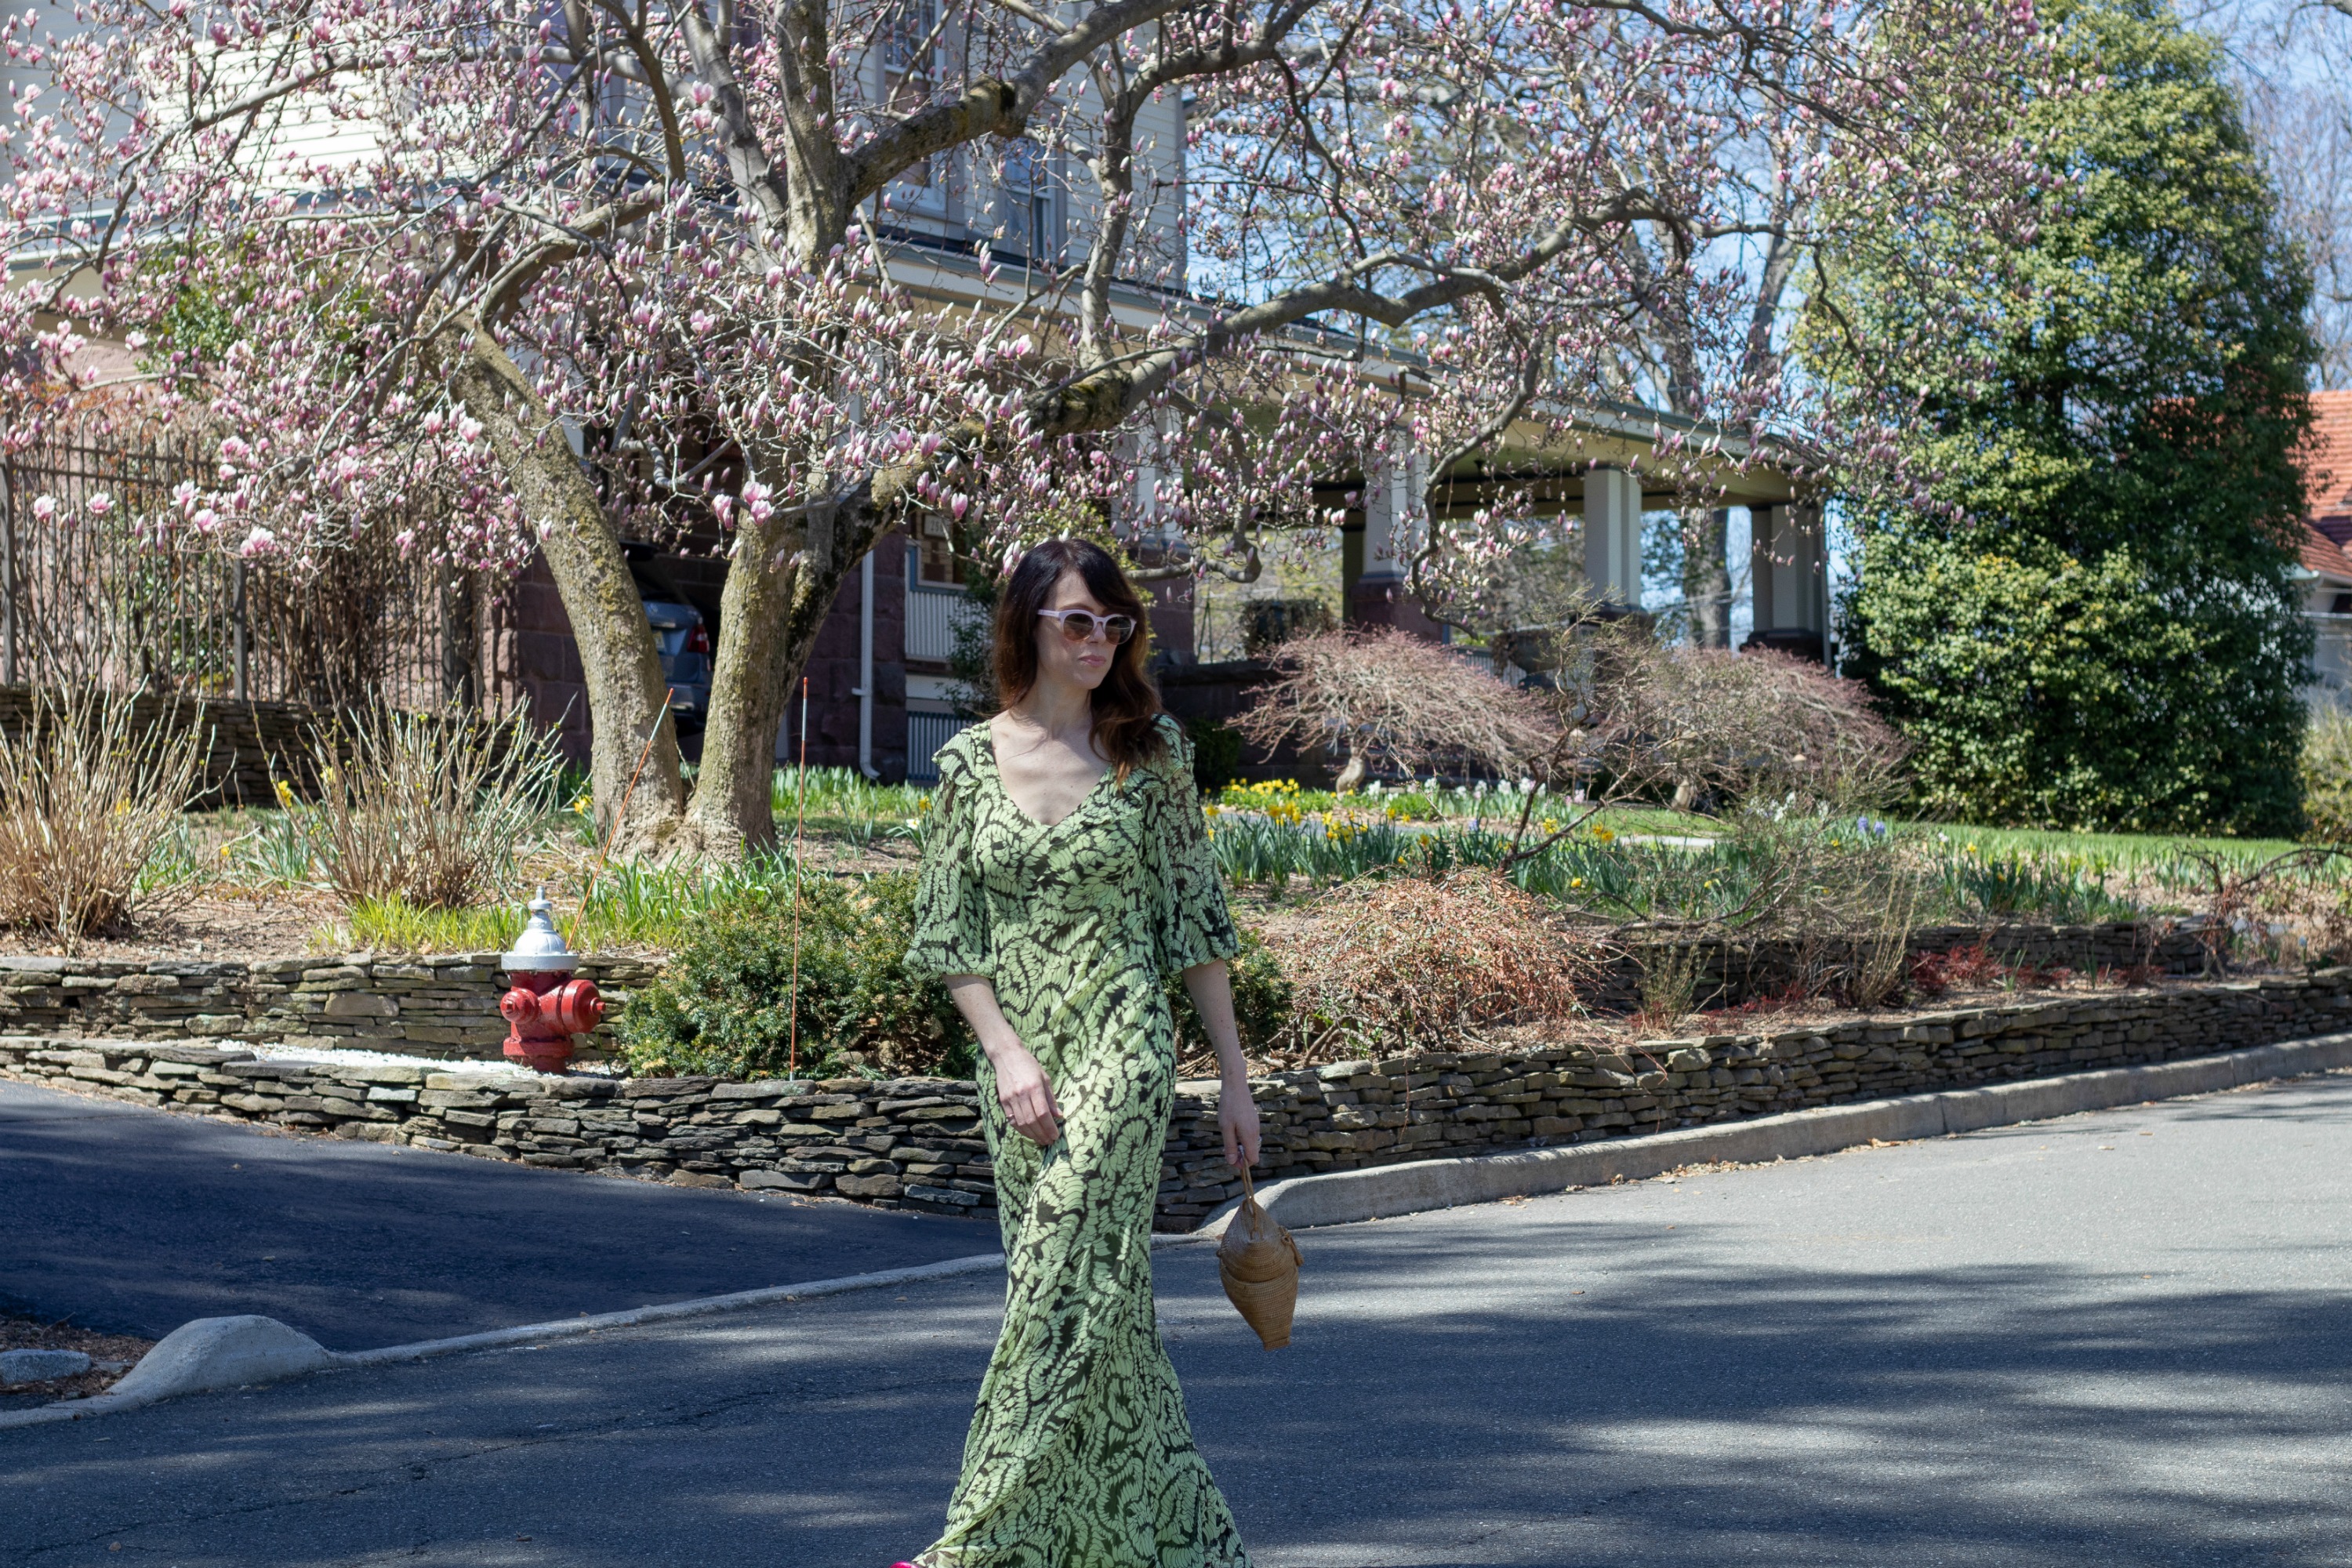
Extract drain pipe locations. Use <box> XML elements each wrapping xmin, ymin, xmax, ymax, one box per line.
<box><xmin>856</xmin><ymin>547</ymin><xmax>877</xmax><ymax>779</ymax></box>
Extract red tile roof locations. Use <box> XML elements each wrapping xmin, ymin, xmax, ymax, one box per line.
<box><xmin>2309</xmin><ymin>390</ymin><xmax>2352</xmax><ymax>517</ymax></box>
<box><xmin>2303</xmin><ymin>528</ymin><xmax>2352</xmax><ymax>583</ymax></box>
<box><xmin>2299</xmin><ymin>390</ymin><xmax>2352</xmax><ymax>581</ymax></box>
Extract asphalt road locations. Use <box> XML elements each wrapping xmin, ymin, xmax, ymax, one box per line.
<box><xmin>13</xmin><ymin>1067</ymin><xmax>2352</xmax><ymax>1566</ymax></box>
<box><xmin>0</xmin><ymin>1079</ymin><xmax>999</xmax><ymax>1349</ymax></box>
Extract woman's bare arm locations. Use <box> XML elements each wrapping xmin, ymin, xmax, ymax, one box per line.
<box><xmin>1181</xmin><ymin>960</ymin><xmax>1262</xmax><ymax>1170</ymax></box>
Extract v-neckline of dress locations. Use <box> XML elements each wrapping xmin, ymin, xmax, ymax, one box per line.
<box><xmin>983</xmin><ymin>722</ymin><xmax>1115</xmax><ymax>831</ymax></box>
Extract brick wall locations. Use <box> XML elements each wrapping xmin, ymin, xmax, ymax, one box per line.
<box><xmin>0</xmin><ymin>685</ymin><xmax>367</xmax><ymax>807</ymax></box>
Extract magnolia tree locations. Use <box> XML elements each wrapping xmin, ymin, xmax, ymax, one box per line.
<box><xmin>1</xmin><ymin>0</ymin><xmax>2054</xmax><ymax>852</ymax></box>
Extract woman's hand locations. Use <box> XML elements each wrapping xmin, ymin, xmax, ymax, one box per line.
<box><xmin>944</xmin><ymin>975</ymin><xmax>1063</xmax><ymax>1148</ymax></box>
<box><xmin>991</xmin><ymin>1040</ymin><xmax>1064</xmax><ymax>1148</ymax></box>
<box><xmin>1219</xmin><ymin>1070</ymin><xmax>1261</xmax><ymax>1171</ymax></box>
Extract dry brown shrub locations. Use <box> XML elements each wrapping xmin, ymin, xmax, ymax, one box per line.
<box><xmin>1563</xmin><ymin>627</ymin><xmax>1908</xmax><ymax>811</ymax></box>
<box><xmin>1260</xmin><ymin>868</ymin><xmax>1609</xmax><ymax>1062</ymax></box>
<box><xmin>307</xmin><ymin>705</ymin><xmax>564</xmax><ymax>910</ymax></box>
<box><xmin>0</xmin><ymin>687</ymin><xmax>207</xmax><ymax>944</ymax></box>
<box><xmin>1235</xmin><ymin>627</ymin><xmax>1559</xmax><ymax>790</ymax></box>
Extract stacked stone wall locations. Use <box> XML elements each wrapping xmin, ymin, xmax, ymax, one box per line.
<box><xmin>0</xmin><ymin>955</ymin><xmax>658</xmax><ymax>1061</ymax></box>
<box><xmin>7</xmin><ymin>971</ymin><xmax>2344</xmax><ymax>1231</ymax></box>
<box><xmin>0</xmin><ymin>921</ymin><xmax>2201</xmax><ymax>1064</ymax></box>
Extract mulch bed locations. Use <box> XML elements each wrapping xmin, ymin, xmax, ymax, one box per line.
<box><xmin>0</xmin><ymin>1314</ymin><xmax>154</xmax><ymax>1410</ymax></box>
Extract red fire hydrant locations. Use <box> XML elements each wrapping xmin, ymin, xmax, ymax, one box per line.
<box><xmin>499</xmin><ymin>891</ymin><xmax>604</xmax><ymax>1074</ymax></box>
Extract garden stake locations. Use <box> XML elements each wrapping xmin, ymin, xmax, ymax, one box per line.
<box><xmin>787</xmin><ymin>676</ymin><xmax>809</xmax><ymax>1080</ymax></box>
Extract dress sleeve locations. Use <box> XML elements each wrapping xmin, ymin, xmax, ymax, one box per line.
<box><xmin>904</xmin><ymin>746</ymin><xmax>993</xmax><ymax>982</ymax></box>
<box><xmin>1152</xmin><ymin>720</ymin><xmax>1241</xmax><ymax>975</ymax></box>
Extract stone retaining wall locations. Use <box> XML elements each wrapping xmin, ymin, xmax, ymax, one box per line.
<box><xmin>0</xmin><ymin>921</ymin><xmax>2202</xmax><ymax>1064</ymax></box>
<box><xmin>8</xmin><ymin>970</ymin><xmax>2345</xmax><ymax>1230</ymax></box>
<box><xmin>0</xmin><ymin>955</ymin><xmax>659</xmax><ymax>1062</ymax></box>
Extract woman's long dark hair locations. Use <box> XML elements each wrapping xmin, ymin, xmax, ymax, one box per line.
<box><xmin>993</xmin><ymin>539</ymin><xmax>1167</xmax><ymax>775</ymax></box>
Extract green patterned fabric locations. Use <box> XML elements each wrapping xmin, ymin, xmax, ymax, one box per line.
<box><xmin>906</xmin><ymin>716</ymin><xmax>1251</xmax><ymax>1568</ymax></box>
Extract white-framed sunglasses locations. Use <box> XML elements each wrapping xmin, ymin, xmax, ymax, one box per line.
<box><xmin>1037</xmin><ymin>608</ymin><xmax>1138</xmax><ymax>644</ymax></box>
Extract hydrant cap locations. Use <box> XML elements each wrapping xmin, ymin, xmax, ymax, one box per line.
<box><xmin>503</xmin><ymin>890</ymin><xmax>577</xmax><ymax>972</ymax></box>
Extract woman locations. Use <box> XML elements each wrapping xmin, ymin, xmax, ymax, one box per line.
<box><xmin>898</xmin><ymin>537</ymin><xmax>1261</xmax><ymax>1568</ymax></box>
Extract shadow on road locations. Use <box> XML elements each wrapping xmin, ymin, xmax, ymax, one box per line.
<box><xmin>10</xmin><ymin>1221</ymin><xmax>2343</xmax><ymax>1567</ymax></box>
<box><xmin>2</xmin><ymin>1079</ymin><xmax>997</xmax><ymax>1349</ymax></box>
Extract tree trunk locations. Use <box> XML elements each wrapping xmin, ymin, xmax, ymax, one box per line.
<box><xmin>682</xmin><ymin>491</ymin><xmax>886</xmax><ymax>852</ymax></box>
<box><xmin>1682</xmin><ymin>504</ymin><xmax>1732</xmax><ymax>649</ymax></box>
<box><xmin>447</xmin><ymin>328</ymin><xmax>687</xmax><ymax>851</ymax></box>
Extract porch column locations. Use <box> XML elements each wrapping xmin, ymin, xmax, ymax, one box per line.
<box><xmin>1582</xmin><ymin>465</ymin><xmax>1644</xmax><ymax>608</ymax></box>
<box><xmin>1348</xmin><ymin>452</ymin><xmax>1440</xmax><ymax>637</ymax></box>
<box><xmin>1747</xmin><ymin>502</ymin><xmax>1827</xmax><ymax>659</ymax></box>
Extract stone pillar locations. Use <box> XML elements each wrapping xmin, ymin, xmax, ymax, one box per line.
<box><xmin>1746</xmin><ymin>502</ymin><xmax>1828</xmax><ymax>660</ymax></box>
<box><xmin>1347</xmin><ymin>453</ymin><xmax>1442</xmax><ymax>639</ymax></box>
<box><xmin>1581</xmin><ymin>465</ymin><xmax>1644</xmax><ymax>608</ymax></box>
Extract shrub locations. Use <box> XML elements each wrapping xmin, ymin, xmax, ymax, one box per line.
<box><xmin>1234</xmin><ymin>627</ymin><xmax>1559</xmax><ymax>791</ymax></box>
<box><xmin>0</xmin><ymin>688</ymin><xmax>207</xmax><ymax>942</ymax></box>
<box><xmin>1573</xmin><ymin>629</ymin><xmax>1908</xmax><ymax>813</ymax></box>
<box><xmin>1260</xmin><ymin>868</ymin><xmax>1609</xmax><ymax>1062</ymax></box>
<box><xmin>617</xmin><ymin>871</ymin><xmax>971</xmax><ymax>1080</ymax></box>
<box><xmin>2303</xmin><ymin>709</ymin><xmax>2352</xmax><ymax>842</ymax></box>
<box><xmin>306</xmin><ymin>705</ymin><xmax>564</xmax><ymax>909</ymax></box>
<box><xmin>1185</xmin><ymin>716</ymin><xmax>1243</xmax><ymax>795</ymax></box>
<box><xmin>1165</xmin><ymin>926</ymin><xmax>1296</xmax><ymax>1058</ymax></box>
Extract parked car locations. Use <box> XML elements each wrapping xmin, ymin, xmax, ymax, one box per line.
<box><xmin>643</xmin><ymin>598</ymin><xmax>712</xmax><ymax>728</ymax></box>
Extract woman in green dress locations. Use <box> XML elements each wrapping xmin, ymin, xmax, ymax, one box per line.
<box><xmin>898</xmin><ymin>537</ymin><xmax>1262</xmax><ymax>1568</ymax></box>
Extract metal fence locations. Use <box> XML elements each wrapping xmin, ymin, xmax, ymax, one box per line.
<box><xmin>906</xmin><ymin>710</ymin><xmax>975</xmax><ymax>782</ymax></box>
<box><xmin>0</xmin><ymin>424</ymin><xmax>514</xmax><ymax>712</ymax></box>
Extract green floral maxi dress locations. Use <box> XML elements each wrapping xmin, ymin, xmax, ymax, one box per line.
<box><xmin>905</xmin><ymin>717</ymin><xmax>1252</xmax><ymax>1568</ymax></box>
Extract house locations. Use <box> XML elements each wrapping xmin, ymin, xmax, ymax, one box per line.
<box><xmin>2298</xmin><ymin>390</ymin><xmax>2352</xmax><ymax>706</ymax></box>
<box><xmin>522</xmin><ymin>396</ymin><xmax>1820</xmax><ymax>786</ymax></box>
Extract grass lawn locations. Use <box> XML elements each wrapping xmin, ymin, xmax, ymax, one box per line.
<box><xmin>1904</xmin><ymin>822</ymin><xmax>2312</xmax><ymax>873</ymax></box>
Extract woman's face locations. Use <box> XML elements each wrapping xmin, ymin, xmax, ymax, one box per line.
<box><xmin>1035</xmin><ymin>568</ymin><xmax>1117</xmax><ymax>693</ymax></box>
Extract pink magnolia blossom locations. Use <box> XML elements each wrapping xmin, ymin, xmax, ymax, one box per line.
<box><xmin>0</xmin><ymin>0</ymin><xmax>2060</xmax><ymax>840</ymax></box>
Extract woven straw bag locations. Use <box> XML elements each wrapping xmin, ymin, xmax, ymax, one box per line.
<box><xmin>1216</xmin><ymin>1165</ymin><xmax>1303</xmax><ymax>1349</ymax></box>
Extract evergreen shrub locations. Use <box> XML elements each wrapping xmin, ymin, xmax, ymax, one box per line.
<box><xmin>618</xmin><ymin>871</ymin><xmax>972</xmax><ymax>1080</ymax></box>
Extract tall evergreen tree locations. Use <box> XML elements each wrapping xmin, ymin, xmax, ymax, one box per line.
<box><xmin>1816</xmin><ymin>0</ymin><xmax>2318</xmax><ymax>833</ymax></box>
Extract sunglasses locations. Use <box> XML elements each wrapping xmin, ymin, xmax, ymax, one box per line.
<box><xmin>1038</xmin><ymin>608</ymin><xmax>1138</xmax><ymax>644</ymax></box>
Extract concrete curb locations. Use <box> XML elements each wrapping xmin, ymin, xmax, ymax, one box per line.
<box><xmin>1179</xmin><ymin>1031</ymin><xmax>2352</xmax><ymax>1240</ymax></box>
<box><xmin>0</xmin><ymin>1250</ymin><xmax>1007</xmax><ymax>1430</ymax></box>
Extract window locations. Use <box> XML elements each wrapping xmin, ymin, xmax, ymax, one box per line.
<box><xmin>882</xmin><ymin>0</ymin><xmax>942</xmax><ymax>205</ymax></box>
<box><xmin>2333</xmin><ymin>593</ymin><xmax>2352</xmax><ymax>616</ymax></box>
<box><xmin>1001</xmin><ymin>138</ymin><xmax>1056</xmax><ymax>262</ymax></box>
<box><xmin>917</xmin><ymin>527</ymin><xmax>958</xmax><ymax>585</ymax></box>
